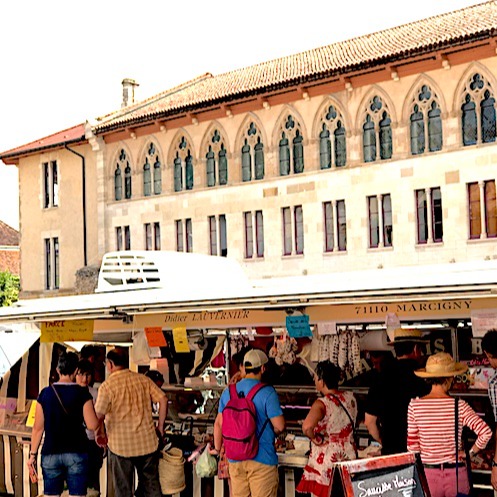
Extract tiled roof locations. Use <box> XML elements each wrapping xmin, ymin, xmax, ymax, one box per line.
<box><xmin>0</xmin><ymin>251</ymin><xmax>20</xmax><ymax>275</ymax></box>
<box><xmin>0</xmin><ymin>123</ymin><xmax>86</xmax><ymax>161</ymax></box>
<box><xmin>95</xmin><ymin>1</ymin><xmax>497</xmax><ymax>132</ymax></box>
<box><xmin>0</xmin><ymin>221</ymin><xmax>19</xmax><ymax>247</ymax></box>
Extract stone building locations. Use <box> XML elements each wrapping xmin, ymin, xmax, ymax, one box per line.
<box><xmin>1</xmin><ymin>1</ymin><xmax>497</xmax><ymax>297</ymax></box>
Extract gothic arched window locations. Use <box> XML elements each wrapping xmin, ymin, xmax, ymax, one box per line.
<box><xmin>172</xmin><ymin>136</ymin><xmax>194</xmax><ymax>192</ymax></box>
<box><xmin>241</xmin><ymin>122</ymin><xmax>265</xmax><ymax>182</ymax></box>
<box><xmin>461</xmin><ymin>73</ymin><xmax>496</xmax><ymax>146</ymax></box>
<box><xmin>362</xmin><ymin>96</ymin><xmax>392</xmax><ymax>163</ymax></box>
<box><xmin>409</xmin><ymin>84</ymin><xmax>443</xmax><ymax>155</ymax></box>
<box><xmin>318</xmin><ymin>104</ymin><xmax>347</xmax><ymax>169</ymax></box>
<box><xmin>143</xmin><ymin>142</ymin><xmax>162</xmax><ymax>196</ymax></box>
<box><xmin>114</xmin><ymin>149</ymin><xmax>130</xmax><ymax>201</ymax></box>
<box><xmin>205</xmin><ymin>129</ymin><xmax>228</xmax><ymax>187</ymax></box>
<box><xmin>278</xmin><ymin>114</ymin><xmax>304</xmax><ymax>176</ymax></box>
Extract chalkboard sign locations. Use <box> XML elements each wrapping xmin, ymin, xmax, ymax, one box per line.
<box><xmin>337</xmin><ymin>453</ymin><xmax>429</xmax><ymax>497</ymax></box>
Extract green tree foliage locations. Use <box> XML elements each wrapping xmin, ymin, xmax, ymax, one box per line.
<box><xmin>0</xmin><ymin>271</ymin><xmax>19</xmax><ymax>306</ymax></box>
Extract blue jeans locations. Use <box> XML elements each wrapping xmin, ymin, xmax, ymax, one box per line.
<box><xmin>41</xmin><ymin>452</ymin><xmax>88</xmax><ymax>496</ymax></box>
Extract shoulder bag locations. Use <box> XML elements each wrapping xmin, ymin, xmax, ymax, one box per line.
<box><xmin>52</xmin><ymin>385</ymin><xmax>69</xmax><ymax>415</ymax></box>
<box><xmin>328</xmin><ymin>392</ymin><xmax>358</xmax><ymax>457</ymax></box>
<box><xmin>455</xmin><ymin>398</ymin><xmax>472</xmax><ymax>497</ymax></box>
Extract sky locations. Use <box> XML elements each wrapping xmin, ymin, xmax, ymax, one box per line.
<box><xmin>0</xmin><ymin>0</ymin><xmax>486</xmax><ymax>231</ymax></box>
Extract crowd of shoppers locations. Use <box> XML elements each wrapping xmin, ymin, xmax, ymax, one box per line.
<box><xmin>26</xmin><ymin>329</ymin><xmax>497</xmax><ymax>497</ymax></box>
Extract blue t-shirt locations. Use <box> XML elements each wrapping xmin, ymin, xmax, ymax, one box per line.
<box><xmin>38</xmin><ymin>383</ymin><xmax>92</xmax><ymax>455</ymax></box>
<box><xmin>219</xmin><ymin>378</ymin><xmax>283</xmax><ymax>466</ymax></box>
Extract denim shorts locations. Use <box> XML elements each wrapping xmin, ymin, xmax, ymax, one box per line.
<box><xmin>41</xmin><ymin>452</ymin><xmax>88</xmax><ymax>496</ymax></box>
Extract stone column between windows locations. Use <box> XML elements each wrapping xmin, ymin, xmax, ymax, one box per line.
<box><xmin>332</xmin><ymin>200</ymin><xmax>339</xmax><ymax>251</ymax></box>
<box><xmin>426</xmin><ymin>188</ymin><xmax>433</xmax><ymax>244</ymax></box>
<box><xmin>378</xmin><ymin>194</ymin><xmax>384</xmax><ymax>248</ymax></box>
<box><xmin>479</xmin><ymin>180</ymin><xmax>487</xmax><ymax>239</ymax></box>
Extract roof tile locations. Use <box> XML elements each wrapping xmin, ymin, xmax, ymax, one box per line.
<box><xmin>96</xmin><ymin>1</ymin><xmax>497</xmax><ymax>131</ymax></box>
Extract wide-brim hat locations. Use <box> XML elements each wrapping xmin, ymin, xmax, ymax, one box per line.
<box><xmin>415</xmin><ymin>352</ymin><xmax>468</xmax><ymax>378</ymax></box>
<box><xmin>387</xmin><ymin>328</ymin><xmax>428</xmax><ymax>346</ymax></box>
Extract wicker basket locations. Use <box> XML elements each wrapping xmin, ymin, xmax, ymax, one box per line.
<box><xmin>159</xmin><ymin>447</ymin><xmax>186</xmax><ymax>495</ymax></box>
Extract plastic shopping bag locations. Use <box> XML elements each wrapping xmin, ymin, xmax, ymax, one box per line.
<box><xmin>195</xmin><ymin>444</ymin><xmax>218</xmax><ymax>478</ymax></box>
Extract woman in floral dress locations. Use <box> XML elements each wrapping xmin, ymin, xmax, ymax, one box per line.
<box><xmin>296</xmin><ymin>361</ymin><xmax>357</xmax><ymax>497</ymax></box>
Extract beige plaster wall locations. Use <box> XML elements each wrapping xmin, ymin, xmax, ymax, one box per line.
<box><xmin>18</xmin><ymin>56</ymin><xmax>497</xmax><ymax>294</ymax></box>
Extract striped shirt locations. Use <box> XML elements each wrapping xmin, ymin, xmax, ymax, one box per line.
<box><xmin>407</xmin><ymin>397</ymin><xmax>491</xmax><ymax>465</ymax></box>
<box><xmin>488</xmin><ymin>371</ymin><xmax>497</xmax><ymax>422</ymax></box>
<box><xmin>95</xmin><ymin>369</ymin><xmax>166</xmax><ymax>457</ymax></box>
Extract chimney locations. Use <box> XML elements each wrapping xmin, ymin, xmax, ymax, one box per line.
<box><xmin>122</xmin><ymin>78</ymin><xmax>139</xmax><ymax>108</ymax></box>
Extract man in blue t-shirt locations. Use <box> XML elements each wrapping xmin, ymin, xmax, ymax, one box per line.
<box><xmin>213</xmin><ymin>349</ymin><xmax>285</xmax><ymax>497</ymax></box>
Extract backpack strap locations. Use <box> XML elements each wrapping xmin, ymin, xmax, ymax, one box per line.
<box><xmin>246</xmin><ymin>382</ymin><xmax>268</xmax><ymax>401</ymax></box>
<box><xmin>228</xmin><ymin>383</ymin><xmax>239</xmax><ymax>398</ymax></box>
<box><xmin>246</xmin><ymin>382</ymin><xmax>272</xmax><ymax>439</ymax></box>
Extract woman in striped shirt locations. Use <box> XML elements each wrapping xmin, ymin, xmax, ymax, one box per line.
<box><xmin>407</xmin><ymin>352</ymin><xmax>492</xmax><ymax>497</ymax></box>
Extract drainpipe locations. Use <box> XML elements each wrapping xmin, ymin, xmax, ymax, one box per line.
<box><xmin>64</xmin><ymin>144</ymin><xmax>87</xmax><ymax>267</ymax></box>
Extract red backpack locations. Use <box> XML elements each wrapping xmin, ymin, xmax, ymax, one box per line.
<box><xmin>222</xmin><ymin>382</ymin><xmax>269</xmax><ymax>461</ymax></box>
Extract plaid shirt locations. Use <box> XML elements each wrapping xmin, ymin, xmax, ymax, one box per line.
<box><xmin>95</xmin><ymin>369</ymin><xmax>165</xmax><ymax>457</ymax></box>
<box><xmin>489</xmin><ymin>371</ymin><xmax>497</xmax><ymax>422</ymax></box>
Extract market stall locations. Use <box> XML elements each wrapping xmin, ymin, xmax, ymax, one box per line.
<box><xmin>1</xmin><ymin>252</ymin><xmax>497</xmax><ymax>496</ymax></box>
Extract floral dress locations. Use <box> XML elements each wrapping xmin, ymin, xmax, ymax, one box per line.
<box><xmin>296</xmin><ymin>391</ymin><xmax>357</xmax><ymax>497</ymax></box>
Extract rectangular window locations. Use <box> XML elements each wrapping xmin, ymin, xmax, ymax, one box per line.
<box><xmin>185</xmin><ymin>219</ymin><xmax>193</xmax><ymax>252</ymax></box>
<box><xmin>382</xmin><ymin>194</ymin><xmax>392</xmax><ymax>247</ymax></box>
<box><xmin>282</xmin><ymin>206</ymin><xmax>304</xmax><ymax>255</ymax></box>
<box><xmin>144</xmin><ymin>223</ymin><xmax>152</xmax><ymax>250</ymax></box>
<box><xmin>485</xmin><ymin>180</ymin><xmax>497</xmax><ymax>238</ymax></box>
<box><xmin>431</xmin><ymin>187</ymin><xmax>443</xmax><ymax>242</ymax></box>
<box><xmin>44</xmin><ymin>237</ymin><xmax>59</xmax><ymax>290</ymax></box>
<box><xmin>116</xmin><ymin>227</ymin><xmax>123</xmax><ymax>251</ymax></box>
<box><xmin>43</xmin><ymin>160</ymin><xmax>59</xmax><ymax>208</ymax></box>
<box><xmin>323</xmin><ymin>202</ymin><xmax>334</xmax><ymax>252</ymax></box>
<box><xmin>176</xmin><ymin>219</ymin><xmax>192</xmax><ymax>252</ymax></box>
<box><xmin>368</xmin><ymin>196</ymin><xmax>380</xmax><ymax>248</ymax></box>
<box><xmin>209</xmin><ymin>215</ymin><xmax>227</xmax><ymax>257</ymax></box>
<box><xmin>337</xmin><ymin>200</ymin><xmax>347</xmax><ymax>251</ymax></box>
<box><xmin>124</xmin><ymin>226</ymin><xmax>131</xmax><ymax>250</ymax></box>
<box><xmin>244</xmin><ymin>212</ymin><xmax>254</xmax><ymax>258</ymax></box>
<box><xmin>295</xmin><ymin>206</ymin><xmax>304</xmax><ymax>255</ymax></box>
<box><xmin>244</xmin><ymin>211</ymin><xmax>264</xmax><ymax>259</ymax></box>
<box><xmin>176</xmin><ymin>220</ymin><xmax>184</xmax><ymax>252</ymax></box>
<box><xmin>255</xmin><ymin>211</ymin><xmax>264</xmax><ymax>257</ymax></box>
<box><xmin>154</xmin><ymin>222</ymin><xmax>161</xmax><ymax>250</ymax></box>
<box><xmin>209</xmin><ymin>216</ymin><xmax>217</xmax><ymax>256</ymax></box>
<box><xmin>368</xmin><ymin>194</ymin><xmax>392</xmax><ymax>248</ymax></box>
<box><xmin>324</xmin><ymin>201</ymin><xmax>347</xmax><ymax>252</ymax></box>
<box><xmin>219</xmin><ymin>214</ymin><xmax>227</xmax><ymax>257</ymax></box>
<box><xmin>282</xmin><ymin>207</ymin><xmax>292</xmax><ymax>256</ymax></box>
<box><xmin>468</xmin><ymin>182</ymin><xmax>482</xmax><ymax>239</ymax></box>
<box><xmin>417</xmin><ymin>188</ymin><xmax>443</xmax><ymax>244</ymax></box>
<box><xmin>416</xmin><ymin>190</ymin><xmax>428</xmax><ymax>244</ymax></box>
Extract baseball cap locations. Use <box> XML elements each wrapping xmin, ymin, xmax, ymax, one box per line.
<box><xmin>243</xmin><ymin>349</ymin><xmax>268</xmax><ymax>369</ymax></box>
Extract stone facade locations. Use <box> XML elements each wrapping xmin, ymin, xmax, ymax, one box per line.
<box><xmin>2</xmin><ymin>3</ymin><xmax>497</xmax><ymax>297</ymax></box>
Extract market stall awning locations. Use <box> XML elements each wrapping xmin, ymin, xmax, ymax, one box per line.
<box><xmin>0</xmin><ymin>259</ymin><xmax>496</xmax><ymax>327</ymax></box>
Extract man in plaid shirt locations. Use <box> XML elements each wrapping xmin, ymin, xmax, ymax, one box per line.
<box><xmin>95</xmin><ymin>347</ymin><xmax>167</xmax><ymax>497</ymax></box>
<box><xmin>482</xmin><ymin>329</ymin><xmax>497</xmax><ymax>491</ymax></box>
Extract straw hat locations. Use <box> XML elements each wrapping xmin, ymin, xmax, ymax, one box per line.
<box><xmin>387</xmin><ymin>328</ymin><xmax>428</xmax><ymax>345</ymax></box>
<box><xmin>415</xmin><ymin>352</ymin><xmax>468</xmax><ymax>378</ymax></box>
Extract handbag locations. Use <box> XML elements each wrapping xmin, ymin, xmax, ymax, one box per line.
<box><xmin>52</xmin><ymin>385</ymin><xmax>69</xmax><ymax>415</ymax></box>
<box><xmin>455</xmin><ymin>398</ymin><xmax>472</xmax><ymax>497</ymax></box>
<box><xmin>328</xmin><ymin>393</ymin><xmax>358</xmax><ymax>457</ymax></box>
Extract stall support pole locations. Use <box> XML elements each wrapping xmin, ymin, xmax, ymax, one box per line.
<box><xmin>284</xmin><ymin>468</ymin><xmax>295</xmax><ymax>497</ymax></box>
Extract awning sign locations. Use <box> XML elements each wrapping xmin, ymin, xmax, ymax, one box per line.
<box><xmin>144</xmin><ymin>327</ymin><xmax>167</xmax><ymax>347</ymax></box>
<box><xmin>41</xmin><ymin>320</ymin><xmax>94</xmax><ymax>342</ymax></box>
<box><xmin>286</xmin><ymin>315</ymin><xmax>312</xmax><ymax>338</ymax></box>
<box><xmin>172</xmin><ymin>326</ymin><xmax>190</xmax><ymax>353</ymax></box>
<box><xmin>471</xmin><ymin>309</ymin><xmax>497</xmax><ymax>337</ymax></box>
<box><xmin>26</xmin><ymin>400</ymin><xmax>37</xmax><ymax>428</ymax></box>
